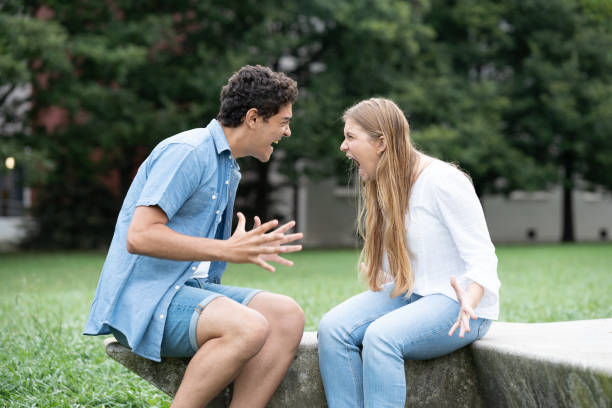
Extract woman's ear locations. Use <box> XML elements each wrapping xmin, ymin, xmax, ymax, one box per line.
<box><xmin>377</xmin><ymin>136</ymin><xmax>387</xmax><ymax>155</ymax></box>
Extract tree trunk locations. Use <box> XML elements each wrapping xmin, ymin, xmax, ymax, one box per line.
<box><xmin>254</xmin><ymin>161</ymin><xmax>270</xmax><ymax>221</ymax></box>
<box><xmin>291</xmin><ymin>179</ymin><xmax>300</xmax><ymax>231</ymax></box>
<box><xmin>561</xmin><ymin>154</ymin><xmax>575</xmax><ymax>242</ymax></box>
<box><xmin>561</xmin><ymin>184</ymin><xmax>574</xmax><ymax>242</ymax></box>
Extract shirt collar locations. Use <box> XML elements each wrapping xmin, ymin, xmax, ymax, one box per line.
<box><xmin>207</xmin><ymin>118</ymin><xmax>239</xmax><ymax>169</ymax></box>
<box><xmin>207</xmin><ymin>119</ymin><xmax>231</xmax><ymax>155</ymax></box>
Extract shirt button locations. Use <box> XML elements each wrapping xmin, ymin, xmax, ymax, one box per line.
<box><xmin>216</xmin><ymin>210</ymin><xmax>220</xmax><ymax>214</ymax></box>
<box><xmin>192</xmin><ymin>266</ymin><xmax>196</xmax><ymax>271</ymax></box>
<box><xmin>225</xmin><ymin>180</ymin><xmax>229</xmax><ymax>185</ymax></box>
<box><xmin>175</xmin><ymin>285</ymin><xmax>180</xmax><ymax>290</ymax></box>
<box><xmin>159</xmin><ymin>314</ymin><xmax>165</xmax><ymax>319</ymax></box>
<box><xmin>212</xmin><ymin>195</ymin><xmax>217</xmax><ymax>200</ymax></box>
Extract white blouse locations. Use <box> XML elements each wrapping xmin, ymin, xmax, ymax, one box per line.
<box><xmin>398</xmin><ymin>159</ymin><xmax>500</xmax><ymax>320</ymax></box>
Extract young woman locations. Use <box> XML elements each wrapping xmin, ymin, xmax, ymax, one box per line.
<box><xmin>317</xmin><ymin>98</ymin><xmax>500</xmax><ymax>408</ymax></box>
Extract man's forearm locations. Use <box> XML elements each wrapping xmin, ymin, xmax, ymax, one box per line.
<box><xmin>127</xmin><ymin>223</ymin><xmax>225</xmax><ymax>262</ymax></box>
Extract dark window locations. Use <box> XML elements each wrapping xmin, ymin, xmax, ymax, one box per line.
<box><xmin>0</xmin><ymin>166</ymin><xmax>24</xmax><ymax>217</ymax></box>
<box><xmin>526</xmin><ymin>228</ymin><xmax>537</xmax><ymax>241</ymax></box>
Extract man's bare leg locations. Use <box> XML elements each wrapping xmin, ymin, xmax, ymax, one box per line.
<box><xmin>230</xmin><ymin>292</ymin><xmax>305</xmax><ymax>408</ymax></box>
<box><xmin>170</xmin><ymin>297</ymin><xmax>269</xmax><ymax>408</ymax></box>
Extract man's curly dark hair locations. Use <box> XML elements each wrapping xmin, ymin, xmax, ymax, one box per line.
<box><xmin>217</xmin><ymin>65</ymin><xmax>298</xmax><ymax>127</ymax></box>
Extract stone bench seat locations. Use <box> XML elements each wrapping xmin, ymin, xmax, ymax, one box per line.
<box><xmin>104</xmin><ymin>319</ymin><xmax>612</xmax><ymax>407</ymax></box>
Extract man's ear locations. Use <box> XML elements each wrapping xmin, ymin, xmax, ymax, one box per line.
<box><xmin>377</xmin><ymin>136</ymin><xmax>387</xmax><ymax>155</ymax></box>
<box><xmin>245</xmin><ymin>108</ymin><xmax>259</xmax><ymax>129</ymax></box>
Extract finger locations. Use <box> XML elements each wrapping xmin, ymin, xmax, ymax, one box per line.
<box><xmin>450</xmin><ymin>275</ymin><xmax>462</xmax><ymax>295</ymax></box>
<box><xmin>261</xmin><ymin>232</ymin><xmax>285</xmax><ymax>243</ymax></box>
<box><xmin>448</xmin><ymin>321</ymin><xmax>460</xmax><ymax>337</ymax></box>
<box><xmin>278</xmin><ymin>244</ymin><xmax>302</xmax><ymax>254</ymax></box>
<box><xmin>273</xmin><ymin>220</ymin><xmax>296</xmax><ymax>234</ymax></box>
<box><xmin>253</xmin><ymin>216</ymin><xmax>261</xmax><ymax>229</ymax></box>
<box><xmin>462</xmin><ymin>312</ymin><xmax>471</xmax><ymax>333</ymax></box>
<box><xmin>464</xmin><ymin>314</ymin><xmax>471</xmax><ymax>331</ymax></box>
<box><xmin>459</xmin><ymin>323</ymin><xmax>466</xmax><ymax>338</ymax></box>
<box><xmin>235</xmin><ymin>212</ymin><xmax>246</xmax><ymax>232</ymax></box>
<box><xmin>269</xmin><ymin>255</ymin><xmax>293</xmax><ymax>267</ymax></box>
<box><xmin>259</xmin><ymin>246</ymin><xmax>283</xmax><ymax>254</ymax></box>
<box><xmin>251</xmin><ymin>219</ymin><xmax>279</xmax><ymax>234</ymax></box>
<box><xmin>278</xmin><ymin>232</ymin><xmax>304</xmax><ymax>245</ymax></box>
<box><xmin>467</xmin><ymin>307</ymin><xmax>478</xmax><ymax>320</ymax></box>
<box><xmin>253</xmin><ymin>257</ymin><xmax>275</xmax><ymax>273</ymax></box>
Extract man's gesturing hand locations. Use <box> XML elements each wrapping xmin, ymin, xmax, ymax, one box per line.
<box><xmin>253</xmin><ymin>216</ymin><xmax>303</xmax><ymax>269</ymax></box>
<box><xmin>224</xmin><ymin>212</ymin><xmax>303</xmax><ymax>272</ymax></box>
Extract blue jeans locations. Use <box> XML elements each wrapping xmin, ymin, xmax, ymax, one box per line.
<box><xmin>317</xmin><ymin>283</ymin><xmax>491</xmax><ymax>408</ymax></box>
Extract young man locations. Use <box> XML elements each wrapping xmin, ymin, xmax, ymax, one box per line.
<box><xmin>84</xmin><ymin>65</ymin><xmax>304</xmax><ymax>408</ymax></box>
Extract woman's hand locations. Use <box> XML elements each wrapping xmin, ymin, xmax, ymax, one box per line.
<box><xmin>448</xmin><ymin>276</ymin><xmax>483</xmax><ymax>338</ymax></box>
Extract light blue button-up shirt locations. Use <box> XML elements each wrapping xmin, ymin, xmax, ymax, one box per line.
<box><xmin>84</xmin><ymin>119</ymin><xmax>241</xmax><ymax>361</ymax></box>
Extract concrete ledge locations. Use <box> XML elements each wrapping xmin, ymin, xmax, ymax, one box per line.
<box><xmin>472</xmin><ymin>319</ymin><xmax>612</xmax><ymax>407</ymax></box>
<box><xmin>104</xmin><ymin>319</ymin><xmax>612</xmax><ymax>407</ymax></box>
<box><xmin>104</xmin><ymin>333</ymin><xmax>326</xmax><ymax>408</ymax></box>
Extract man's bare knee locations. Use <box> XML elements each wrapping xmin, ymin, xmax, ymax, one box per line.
<box><xmin>196</xmin><ymin>298</ymin><xmax>269</xmax><ymax>360</ymax></box>
<box><xmin>249</xmin><ymin>293</ymin><xmax>305</xmax><ymax>342</ymax></box>
<box><xmin>227</xmin><ymin>309</ymin><xmax>269</xmax><ymax>359</ymax></box>
<box><xmin>276</xmin><ymin>296</ymin><xmax>305</xmax><ymax>339</ymax></box>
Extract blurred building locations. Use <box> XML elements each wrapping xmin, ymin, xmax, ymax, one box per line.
<box><xmin>294</xmin><ymin>177</ymin><xmax>612</xmax><ymax>248</ymax></box>
<box><xmin>0</xmin><ymin>165</ymin><xmax>30</xmax><ymax>251</ymax></box>
<box><xmin>0</xmin><ymin>84</ymin><xmax>31</xmax><ymax>250</ymax></box>
<box><xmin>2</xmin><ymin>156</ymin><xmax>612</xmax><ymax>249</ymax></box>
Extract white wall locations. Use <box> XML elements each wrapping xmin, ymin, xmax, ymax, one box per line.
<box><xmin>298</xmin><ymin>177</ymin><xmax>359</xmax><ymax>248</ymax></box>
<box><xmin>483</xmin><ymin>188</ymin><xmax>612</xmax><ymax>243</ymax></box>
<box><xmin>0</xmin><ymin>217</ymin><xmax>28</xmax><ymax>250</ymax></box>
<box><xmin>300</xmin><ymin>179</ymin><xmax>612</xmax><ymax>247</ymax></box>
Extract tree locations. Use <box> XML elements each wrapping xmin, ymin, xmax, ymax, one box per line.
<box><xmin>277</xmin><ymin>0</ymin><xmax>434</xmax><ymax>217</ymax></box>
<box><xmin>283</xmin><ymin>0</ymin><xmax>550</xmax><ymax>201</ymax></box>
<box><xmin>2</xmin><ymin>0</ymin><xmax>325</xmax><ymax>247</ymax></box>
<box><xmin>386</xmin><ymin>0</ymin><xmax>550</xmax><ymax>198</ymax></box>
<box><xmin>0</xmin><ymin>2</ymin><xmax>70</xmax><ymax>191</ymax></box>
<box><xmin>4</xmin><ymin>0</ymin><xmax>434</xmax><ymax>247</ymax></box>
<box><xmin>7</xmin><ymin>0</ymin><xmax>609</xmax><ymax>247</ymax></box>
<box><xmin>500</xmin><ymin>0</ymin><xmax>612</xmax><ymax>241</ymax></box>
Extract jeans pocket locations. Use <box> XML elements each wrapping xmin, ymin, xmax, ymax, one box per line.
<box><xmin>476</xmin><ymin>319</ymin><xmax>492</xmax><ymax>340</ymax></box>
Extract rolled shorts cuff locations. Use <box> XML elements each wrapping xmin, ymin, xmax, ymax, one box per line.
<box><xmin>188</xmin><ymin>293</ymin><xmax>223</xmax><ymax>353</ymax></box>
<box><xmin>186</xmin><ymin>289</ymin><xmax>264</xmax><ymax>353</ymax></box>
<box><xmin>242</xmin><ymin>289</ymin><xmax>264</xmax><ymax>306</ymax></box>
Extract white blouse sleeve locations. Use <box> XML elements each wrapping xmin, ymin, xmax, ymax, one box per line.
<box><xmin>432</xmin><ymin>166</ymin><xmax>501</xmax><ymax>309</ymax></box>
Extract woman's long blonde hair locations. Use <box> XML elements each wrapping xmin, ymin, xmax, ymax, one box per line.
<box><xmin>344</xmin><ymin>98</ymin><xmax>421</xmax><ymax>298</ymax></box>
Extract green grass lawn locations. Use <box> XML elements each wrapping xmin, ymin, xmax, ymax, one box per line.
<box><xmin>1</xmin><ymin>244</ymin><xmax>611</xmax><ymax>407</ymax></box>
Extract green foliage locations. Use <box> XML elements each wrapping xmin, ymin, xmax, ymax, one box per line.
<box><xmin>2</xmin><ymin>0</ymin><xmax>612</xmax><ymax>246</ymax></box>
<box><xmin>502</xmin><ymin>0</ymin><xmax>612</xmax><ymax>185</ymax></box>
<box><xmin>0</xmin><ymin>13</ymin><xmax>70</xmax><ymax>83</ymax></box>
<box><xmin>496</xmin><ymin>0</ymin><xmax>612</xmax><ymax>240</ymax></box>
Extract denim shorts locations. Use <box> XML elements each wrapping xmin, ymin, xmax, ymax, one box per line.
<box><xmin>110</xmin><ymin>278</ymin><xmax>263</xmax><ymax>358</ymax></box>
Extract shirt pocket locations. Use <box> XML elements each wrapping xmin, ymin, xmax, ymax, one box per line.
<box><xmin>176</xmin><ymin>186</ymin><xmax>218</xmax><ymax>224</ymax></box>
